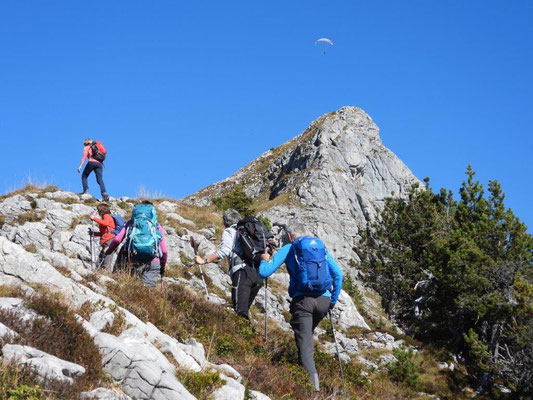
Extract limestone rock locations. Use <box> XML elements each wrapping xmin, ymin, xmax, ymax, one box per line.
<box><xmin>14</xmin><ymin>222</ymin><xmax>51</xmax><ymax>250</ymax></box>
<box><xmin>45</xmin><ymin>190</ymin><xmax>79</xmax><ymax>201</ymax></box>
<box><xmin>91</xmin><ymin>329</ymin><xmax>196</xmax><ymax>400</ymax></box>
<box><xmin>1</xmin><ymin>344</ymin><xmax>86</xmax><ymax>384</ymax></box>
<box><xmin>249</xmin><ymin>391</ymin><xmax>272</xmax><ymax>400</ymax></box>
<box><xmin>0</xmin><ymin>321</ymin><xmax>18</xmax><ymax>340</ymax></box>
<box><xmin>335</xmin><ymin>290</ymin><xmax>370</xmax><ymax>330</ymax></box>
<box><xmin>212</xmin><ymin>375</ymin><xmax>246</xmax><ymax>400</ymax></box>
<box><xmin>184</xmin><ymin>106</ymin><xmax>420</xmax><ymax>265</ymax></box>
<box><xmin>0</xmin><ymin>195</ymin><xmax>32</xmax><ymax>219</ymax></box>
<box><xmin>80</xmin><ymin>388</ymin><xmax>132</xmax><ymax>400</ymax></box>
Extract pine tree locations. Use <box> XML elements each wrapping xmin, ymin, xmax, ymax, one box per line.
<box><xmin>361</xmin><ymin>166</ymin><xmax>533</xmax><ymax>394</ymax></box>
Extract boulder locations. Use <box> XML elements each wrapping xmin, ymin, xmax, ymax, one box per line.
<box><xmin>80</xmin><ymin>388</ymin><xmax>132</xmax><ymax>400</ymax></box>
<box><xmin>91</xmin><ymin>329</ymin><xmax>196</xmax><ymax>400</ymax></box>
<box><xmin>14</xmin><ymin>222</ymin><xmax>51</xmax><ymax>250</ymax></box>
<box><xmin>1</xmin><ymin>344</ymin><xmax>85</xmax><ymax>384</ymax></box>
<box><xmin>212</xmin><ymin>375</ymin><xmax>246</xmax><ymax>400</ymax></box>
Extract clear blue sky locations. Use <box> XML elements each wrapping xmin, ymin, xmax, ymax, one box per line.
<box><xmin>1</xmin><ymin>1</ymin><xmax>532</xmax><ymax>230</ymax></box>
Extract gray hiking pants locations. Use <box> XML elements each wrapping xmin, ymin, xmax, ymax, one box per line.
<box><xmin>132</xmin><ymin>260</ymin><xmax>161</xmax><ymax>288</ymax></box>
<box><xmin>290</xmin><ymin>296</ymin><xmax>330</xmax><ymax>376</ymax></box>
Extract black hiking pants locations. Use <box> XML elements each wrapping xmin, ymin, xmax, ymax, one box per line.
<box><xmin>290</xmin><ymin>296</ymin><xmax>330</xmax><ymax>376</ymax></box>
<box><xmin>82</xmin><ymin>161</ymin><xmax>107</xmax><ymax>195</ymax></box>
<box><xmin>231</xmin><ymin>265</ymin><xmax>263</xmax><ymax>319</ymax></box>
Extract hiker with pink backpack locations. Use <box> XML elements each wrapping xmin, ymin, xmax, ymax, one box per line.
<box><xmin>77</xmin><ymin>138</ymin><xmax>109</xmax><ymax>201</ymax></box>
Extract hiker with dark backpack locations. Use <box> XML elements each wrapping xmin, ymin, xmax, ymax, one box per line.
<box><xmin>194</xmin><ymin>209</ymin><xmax>275</xmax><ymax>319</ymax></box>
<box><xmin>259</xmin><ymin>222</ymin><xmax>343</xmax><ymax>392</ymax></box>
<box><xmin>106</xmin><ymin>201</ymin><xmax>167</xmax><ymax>288</ymax></box>
<box><xmin>77</xmin><ymin>138</ymin><xmax>109</xmax><ymax>201</ymax></box>
<box><xmin>90</xmin><ymin>203</ymin><xmax>124</xmax><ymax>272</ymax></box>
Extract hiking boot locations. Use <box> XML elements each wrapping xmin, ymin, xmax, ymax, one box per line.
<box><xmin>78</xmin><ymin>190</ymin><xmax>88</xmax><ymax>195</ymax></box>
<box><xmin>102</xmin><ymin>192</ymin><xmax>110</xmax><ymax>201</ymax></box>
<box><xmin>310</xmin><ymin>372</ymin><xmax>320</xmax><ymax>392</ymax></box>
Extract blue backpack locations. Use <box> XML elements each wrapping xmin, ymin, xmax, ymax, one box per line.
<box><xmin>292</xmin><ymin>236</ymin><xmax>332</xmax><ymax>293</ymax></box>
<box><xmin>126</xmin><ymin>204</ymin><xmax>162</xmax><ymax>262</ymax></box>
<box><xmin>111</xmin><ymin>214</ymin><xmax>125</xmax><ymax>235</ymax></box>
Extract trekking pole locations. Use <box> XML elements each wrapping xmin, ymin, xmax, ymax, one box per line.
<box><xmin>88</xmin><ymin>229</ymin><xmax>95</xmax><ymax>270</ymax></box>
<box><xmin>190</xmin><ymin>237</ymin><xmax>209</xmax><ymax>298</ymax></box>
<box><xmin>262</xmin><ymin>232</ymin><xmax>269</xmax><ymax>344</ymax></box>
<box><xmin>329</xmin><ymin>310</ymin><xmax>345</xmax><ymax>384</ymax></box>
<box><xmin>264</xmin><ymin>278</ymin><xmax>268</xmax><ymax>343</ymax></box>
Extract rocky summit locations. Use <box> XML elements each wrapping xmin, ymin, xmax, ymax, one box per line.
<box><xmin>0</xmin><ymin>107</ymin><xmax>427</xmax><ymax>399</ymax></box>
<box><xmin>185</xmin><ymin>106</ymin><xmax>420</xmax><ymax>265</ymax></box>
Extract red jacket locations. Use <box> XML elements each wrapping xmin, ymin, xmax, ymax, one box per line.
<box><xmin>91</xmin><ymin>214</ymin><xmax>115</xmax><ymax>244</ymax></box>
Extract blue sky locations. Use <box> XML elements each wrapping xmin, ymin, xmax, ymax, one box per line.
<box><xmin>1</xmin><ymin>1</ymin><xmax>532</xmax><ymax>230</ymax></box>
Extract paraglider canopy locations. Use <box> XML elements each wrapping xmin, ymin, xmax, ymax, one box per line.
<box><xmin>315</xmin><ymin>38</ymin><xmax>333</xmax><ymax>54</ymax></box>
<box><xmin>315</xmin><ymin>38</ymin><xmax>334</xmax><ymax>46</ymax></box>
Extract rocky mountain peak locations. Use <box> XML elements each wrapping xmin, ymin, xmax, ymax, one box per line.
<box><xmin>186</xmin><ymin>106</ymin><xmax>420</xmax><ymax>264</ymax></box>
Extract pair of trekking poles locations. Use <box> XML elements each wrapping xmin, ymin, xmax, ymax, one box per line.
<box><xmin>88</xmin><ymin>229</ymin><xmax>107</xmax><ymax>270</ymax></box>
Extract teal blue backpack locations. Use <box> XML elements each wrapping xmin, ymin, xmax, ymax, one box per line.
<box><xmin>126</xmin><ymin>204</ymin><xmax>162</xmax><ymax>262</ymax></box>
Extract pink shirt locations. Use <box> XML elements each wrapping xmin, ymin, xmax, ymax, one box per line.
<box><xmin>106</xmin><ymin>223</ymin><xmax>168</xmax><ymax>265</ymax></box>
<box><xmin>81</xmin><ymin>145</ymin><xmax>101</xmax><ymax>164</ymax></box>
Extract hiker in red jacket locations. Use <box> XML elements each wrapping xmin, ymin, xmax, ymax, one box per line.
<box><xmin>78</xmin><ymin>138</ymin><xmax>109</xmax><ymax>201</ymax></box>
<box><xmin>90</xmin><ymin>203</ymin><xmax>116</xmax><ymax>271</ymax></box>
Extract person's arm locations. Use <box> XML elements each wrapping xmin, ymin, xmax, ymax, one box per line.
<box><xmin>326</xmin><ymin>249</ymin><xmax>343</xmax><ymax>306</ymax></box>
<box><xmin>195</xmin><ymin>227</ymin><xmax>232</xmax><ymax>264</ymax></box>
<box><xmin>105</xmin><ymin>226</ymin><xmax>126</xmax><ymax>254</ymax></box>
<box><xmin>78</xmin><ymin>146</ymin><xmax>90</xmax><ymax>172</ymax></box>
<box><xmin>91</xmin><ymin>214</ymin><xmax>115</xmax><ymax>228</ymax></box>
<box><xmin>259</xmin><ymin>244</ymin><xmax>291</xmax><ymax>279</ymax></box>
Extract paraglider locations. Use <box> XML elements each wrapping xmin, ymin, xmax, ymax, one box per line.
<box><xmin>315</xmin><ymin>37</ymin><xmax>333</xmax><ymax>54</ymax></box>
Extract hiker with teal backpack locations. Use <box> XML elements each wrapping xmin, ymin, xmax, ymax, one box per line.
<box><xmin>106</xmin><ymin>201</ymin><xmax>167</xmax><ymax>288</ymax></box>
<box><xmin>77</xmin><ymin>138</ymin><xmax>109</xmax><ymax>201</ymax></box>
<box><xmin>259</xmin><ymin>222</ymin><xmax>343</xmax><ymax>393</ymax></box>
<box><xmin>89</xmin><ymin>203</ymin><xmax>124</xmax><ymax>272</ymax></box>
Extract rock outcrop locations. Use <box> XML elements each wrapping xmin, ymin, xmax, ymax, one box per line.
<box><xmin>185</xmin><ymin>106</ymin><xmax>420</xmax><ymax>265</ymax></box>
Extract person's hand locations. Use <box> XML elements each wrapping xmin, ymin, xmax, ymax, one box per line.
<box><xmin>160</xmin><ymin>263</ymin><xmax>166</xmax><ymax>277</ymax></box>
<box><xmin>88</xmin><ymin>228</ymin><xmax>93</xmax><ymax>236</ymax></box>
<box><xmin>194</xmin><ymin>255</ymin><xmax>205</xmax><ymax>264</ymax></box>
<box><xmin>77</xmin><ymin>166</ymin><xmax>81</xmax><ymax>173</ymax></box>
<box><xmin>329</xmin><ymin>303</ymin><xmax>335</xmax><ymax>310</ymax></box>
<box><xmin>261</xmin><ymin>253</ymin><xmax>270</xmax><ymax>262</ymax></box>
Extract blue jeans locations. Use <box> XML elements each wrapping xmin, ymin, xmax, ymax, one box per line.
<box><xmin>82</xmin><ymin>161</ymin><xmax>106</xmax><ymax>194</ymax></box>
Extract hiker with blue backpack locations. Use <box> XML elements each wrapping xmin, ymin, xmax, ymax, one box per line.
<box><xmin>105</xmin><ymin>201</ymin><xmax>167</xmax><ymax>288</ymax></box>
<box><xmin>259</xmin><ymin>222</ymin><xmax>343</xmax><ymax>393</ymax></box>
<box><xmin>89</xmin><ymin>203</ymin><xmax>124</xmax><ymax>271</ymax></box>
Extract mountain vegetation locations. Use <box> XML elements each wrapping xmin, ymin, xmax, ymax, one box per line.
<box><xmin>361</xmin><ymin>166</ymin><xmax>533</xmax><ymax>397</ymax></box>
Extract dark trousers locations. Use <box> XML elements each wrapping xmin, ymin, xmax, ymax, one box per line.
<box><xmin>82</xmin><ymin>161</ymin><xmax>106</xmax><ymax>194</ymax></box>
<box><xmin>231</xmin><ymin>266</ymin><xmax>263</xmax><ymax>319</ymax></box>
<box><xmin>289</xmin><ymin>296</ymin><xmax>330</xmax><ymax>375</ymax></box>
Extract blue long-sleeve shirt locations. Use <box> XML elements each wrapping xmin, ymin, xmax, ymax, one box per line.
<box><xmin>259</xmin><ymin>242</ymin><xmax>343</xmax><ymax>304</ymax></box>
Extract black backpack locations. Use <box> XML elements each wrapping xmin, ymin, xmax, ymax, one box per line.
<box><xmin>236</xmin><ymin>217</ymin><xmax>273</xmax><ymax>266</ymax></box>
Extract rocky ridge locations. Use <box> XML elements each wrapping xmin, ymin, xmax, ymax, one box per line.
<box><xmin>185</xmin><ymin>106</ymin><xmax>420</xmax><ymax>266</ymax></box>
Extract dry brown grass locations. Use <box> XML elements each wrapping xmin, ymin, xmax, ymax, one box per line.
<box><xmin>105</xmin><ymin>275</ymin><xmax>370</xmax><ymax>399</ymax></box>
<box><xmin>0</xmin><ymin>289</ymin><xmax>105</xmax><ymax>398</ymax></box>
<box><xmin>16</xmin><ymin>210</ymin><xmax>45</xmax><ymax>224</ymax></box>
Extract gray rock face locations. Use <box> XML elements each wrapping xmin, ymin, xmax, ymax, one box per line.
<box><xmin>1</xmin><ymin>344</ymin><xmax>86</xmax><ymax>384</ymax></box>
<box><xmin>0</xmin><ymin>194</ymin><xmax>32</xmax><ymax>220</ymax></box>
<box><xmin>91</xmin><ymin>329</ymin><xmax>196</xmax><ymax>400</ymax></box>
<box><xmin>14</xmin><ymin>222</ymin><xmax>52</xmax><ymax>250</ymax></box>
<box><xmin>185</xmin><ymin>106</ymin><xmax>420</xmax><ymax>265</ymax></box>
<box><xmin>80</xmin><ymin>388</ymin><xmax>132</xmax><ymax>400</ymax></box>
